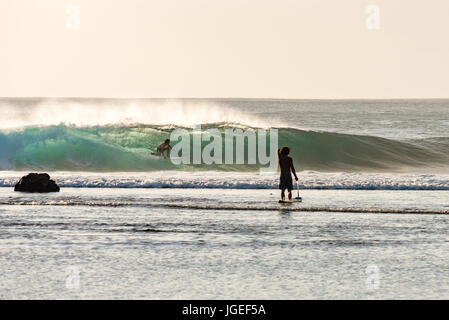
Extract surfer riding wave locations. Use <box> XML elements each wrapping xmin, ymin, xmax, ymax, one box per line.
<box><xmin>152</xmin><ymin>139</ymin><xmax>172</xmax><ymax>159</ymax></box>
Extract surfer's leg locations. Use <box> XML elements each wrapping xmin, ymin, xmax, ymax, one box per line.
<box><xmin>280</xmin><ymin>174</ymin><xmax>287</xmax><ymax>200</ymax></box>
<box><xmin>287</xmin><ymin>175</ymin><xmax>293</xmax><ymax>200</ymax></box>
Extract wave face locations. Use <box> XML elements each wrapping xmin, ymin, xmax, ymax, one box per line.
<box><xmin>1</xmin><ymin>123</ymin><xmax>448</xmax><ymax>172</ymax></box>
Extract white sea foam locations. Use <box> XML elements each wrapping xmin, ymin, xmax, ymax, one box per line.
<box><xmin>1</xmin><ymin>171</ymin><xmax>449</xmax><ymax>190</ymax></box>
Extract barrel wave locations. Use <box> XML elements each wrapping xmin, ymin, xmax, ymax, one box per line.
<box><xmin>0</xmin><ymin>124</ymin><xmax>448</xmax><ymax>172</ymax></box>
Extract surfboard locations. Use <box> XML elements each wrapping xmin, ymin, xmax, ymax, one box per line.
<box><xmin>279</xmin><ymin>198</ymin><xmax>302</xmax><ymax>203</ymax></box>
<box><xmin>148</xmin><ymin>149</ymin><xmax>178</xmax><ymax>160</ymax></box>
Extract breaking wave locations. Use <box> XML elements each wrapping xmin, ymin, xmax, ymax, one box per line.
<box><xmin>0</xmin><ymin>123</ymin><xmax>448</xmax><ymax>172</ymax></box>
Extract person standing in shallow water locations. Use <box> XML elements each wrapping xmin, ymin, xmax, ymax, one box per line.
<box><xmin>278</xmin><ymin>147</ymin><xmax>298</xmax><ymax>201</ymax></box>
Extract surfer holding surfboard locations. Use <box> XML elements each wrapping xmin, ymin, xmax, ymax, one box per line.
<box><xmin>278</xmin><ymin>147</ymin><xmax>299</xmax><ymax>202</ymax></box>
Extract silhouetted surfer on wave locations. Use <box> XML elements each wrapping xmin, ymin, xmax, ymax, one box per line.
<box><xmin>278</xmin><ymin>147</ymin><xmax>298</xmax><ymax>201</ymax></box>
<box><xmin>152</xmin><ymin>139</ymin><xmax>172</xmax><ymax>159</ymax></box>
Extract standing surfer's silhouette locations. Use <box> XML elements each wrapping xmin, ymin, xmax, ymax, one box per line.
<box><xmin>278</xmin><ymin>147</ymin><xmax>298</xmax><ymax>201</ymax></box>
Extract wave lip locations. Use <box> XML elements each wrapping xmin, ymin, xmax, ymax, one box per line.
<box><xmin>0</xmin><ymin>98</ymin><xmax>272</xmax><ymax>129</ymax></box>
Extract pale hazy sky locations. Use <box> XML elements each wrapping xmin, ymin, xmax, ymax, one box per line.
<box><xmin>1</xmin><ymin>0</ymin><xmax>449</xmax><ymax>99</ymax></box>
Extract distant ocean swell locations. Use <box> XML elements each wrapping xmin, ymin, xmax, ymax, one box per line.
<box><xmin>0</xmin><ymin>124</ymin><xmax>448</xmax><ymax>172</ymax></box>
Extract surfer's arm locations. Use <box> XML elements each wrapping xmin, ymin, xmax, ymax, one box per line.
<box><xmin>290</xmin><ymin>159</ymin><xmax>298</xmax><ymax>180</ymax></box>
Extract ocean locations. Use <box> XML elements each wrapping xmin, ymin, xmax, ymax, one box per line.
<box><xmin>1</xmin><ymin>98</ymin><xmax>449</xmax><ymax>299</ymax></box>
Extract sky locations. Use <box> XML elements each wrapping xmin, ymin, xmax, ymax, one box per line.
<box><xmin>1</xmin><ymin>0</ymin><xmax>449</xmax><ymax>99</ymax></box>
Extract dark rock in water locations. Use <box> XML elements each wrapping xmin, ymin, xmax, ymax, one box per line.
<box><xmin>14</xmin><ymin>173</ymin><xmax>60</xmax><ymax>193</ymax></box>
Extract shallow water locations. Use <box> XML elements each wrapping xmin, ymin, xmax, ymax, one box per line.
<box><xmin>1</xmin><ymin>187</ymin><xmax>449</xmax><ymax>299</ymax></box>
<box><xmin>1</xmin><ymin>98</ymin><xmax>448</xmax><ymax>299</ymax></box>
